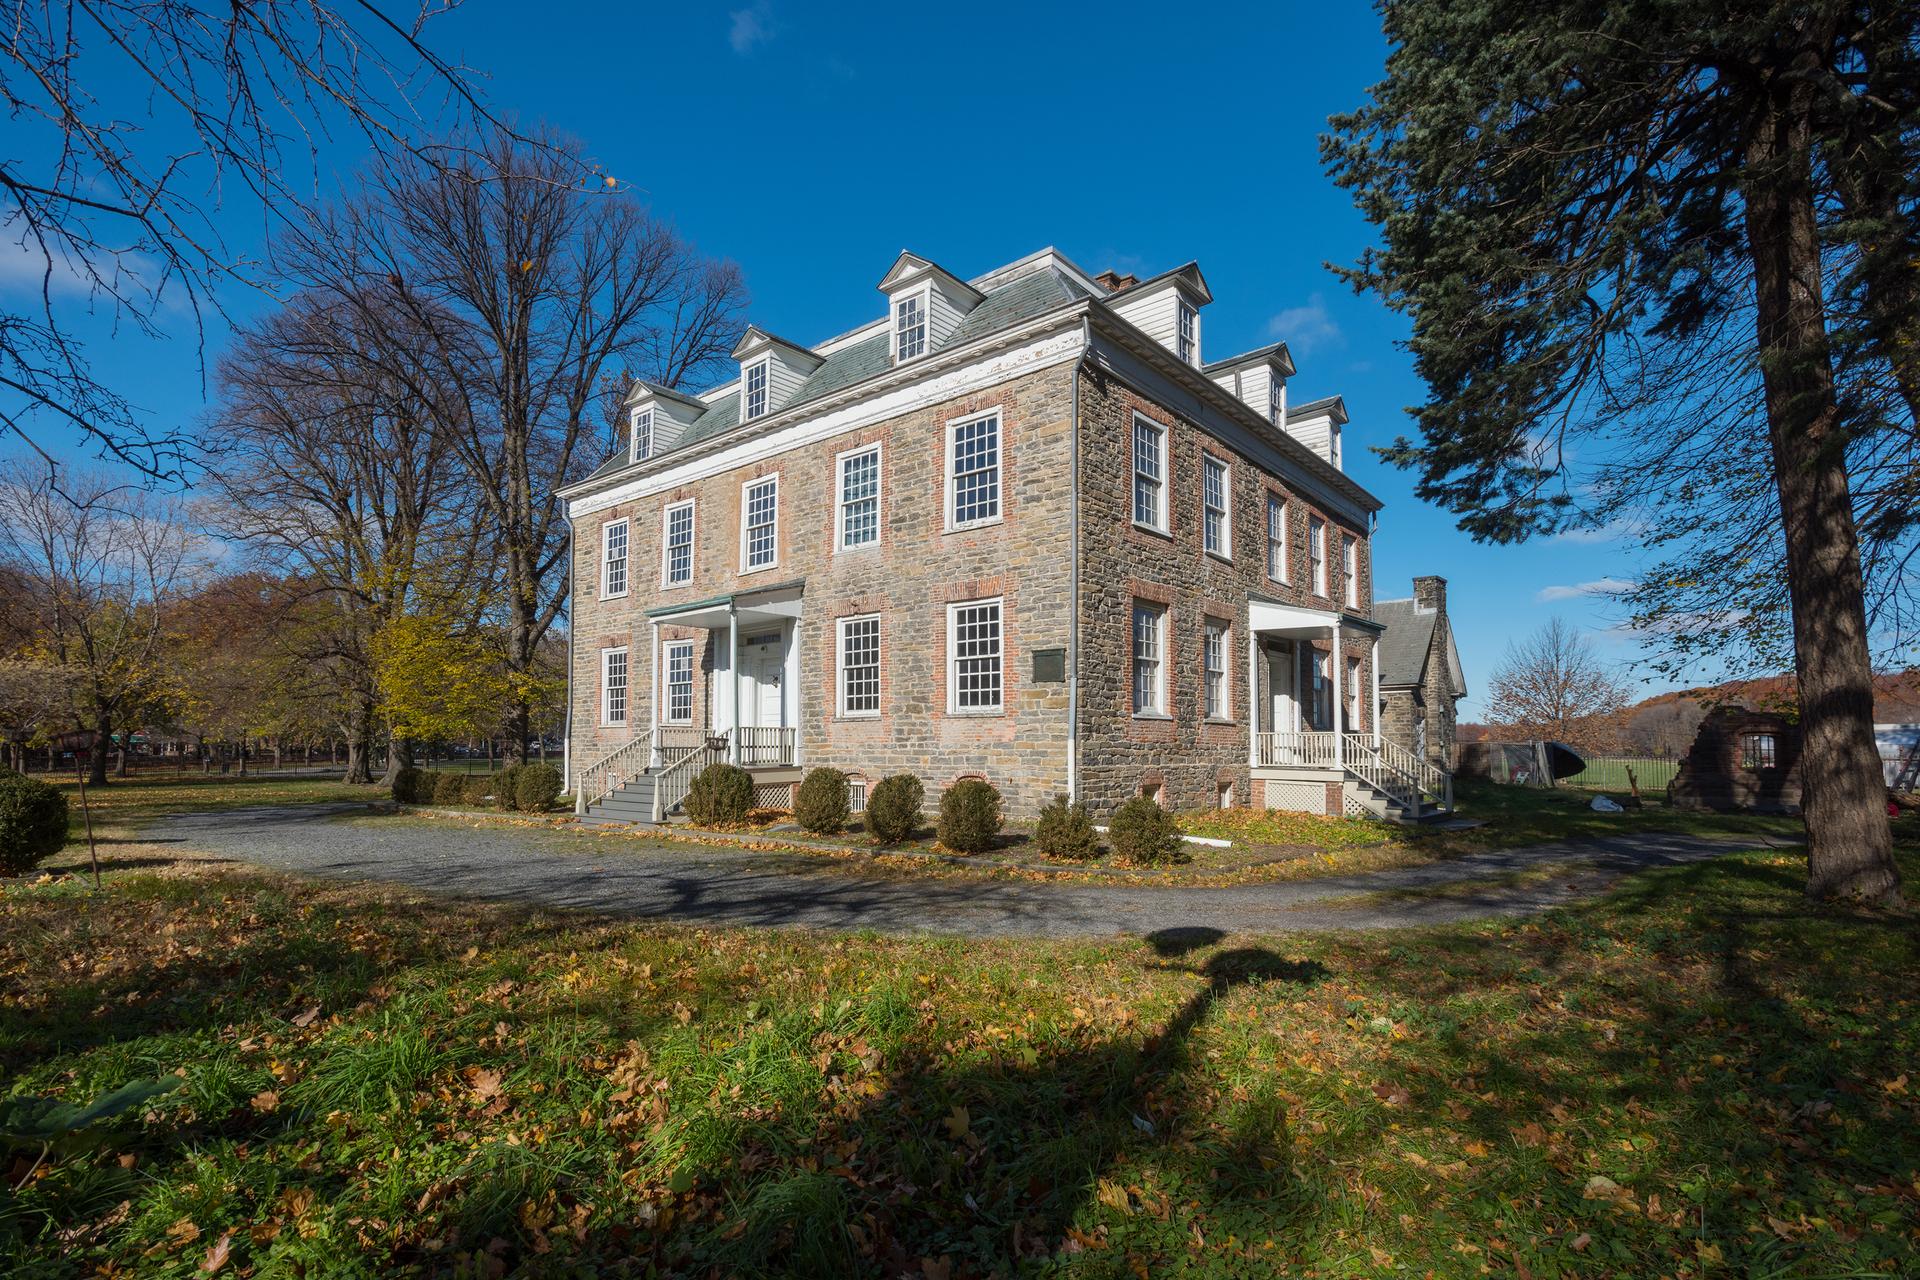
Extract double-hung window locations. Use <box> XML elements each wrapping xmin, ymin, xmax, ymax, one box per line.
<box><xmin>742</xmin><ymin>475</ymin><xmax>778</xmax><ymax>571</ymax></box>
<box><xmin>895</xmin><ymin>292</ymin><xmax>927</xmax><ymax>361</ymax></box>
<box><xmin>1310</xmin><ymin>650</ymin><xmax>1332</xmax><ymax>730</ymax></box>
<box><xmin>947</xmin><ymin>598</ymin><xmax>1003</xmax><ymax>713</ymax></box>
<box><xmin>630</xmin><ymin>408</ymin><xmax>653</xmax><ymax>463</ymax></box>
<box><xmin>664</xmin><ymin>641</ymin><xmax>695</xmax><ymax>724</ymax></box>
<box><xmin>1308</xmin><ymin>516</ymin><xmax>1327</xmax><ymax>596</ymax></box>
<box><xmin>949</xmin><ymin>411</ymin><xmax>1001</xmax><ymax>528</ymax></box>
<box><xmin>1268</xmin><ymin>378</ymin><xmax>1282</xmax><ymax>426</ymax></box>
<box><xmin>601</xmin><ymin>648</ymin><xmax>628</xmax><ymax>726</ymax></box>
<box><xmin>1266</xmin><ymin>495</ymin><xmax>1288</xmax><ymax>582</ymax></box>
<box><xmin>1203</xmin><ymin>620</ymin><xmax>1228</xmax><ymax>720</ymax></box>
<box><xmin>1176</xmin><ymin>299</ymin><xmax>1199</xmax><ymax>366</ymax></box>
<box><xmin>600</xmin><ymin>518</ymin><xmax>629</xmax><ymax>598</ymax></box>
<box><xmin>1347</xmin><ymin>655</ymin><xmax>1363</xmax><ymax>730</ymax></box>
<box><xmin>838</xmin><ymin>615</ymin><xmax>881</xmax><ymax>717</ymax></box>
<box><xmin>1132</xmin><ymin>414</ymin><xmax>1166</xmax><ymax>530</ymax></box>
<box><xmin>1131</xmin><ymin>602</ymin><xmax>1166</xmax><ymax>715</ymax></box>
<box><xmin>663</xmin><ymin>500</ymin><xmax>695</xmax><ymax>587</ymax></box>
<box><xmin>744</xmin><ymin>360</ymin><xmax>769</xmax><ymax>420</ymax></box>
<box><xmin>1202</xmin><ymin>455</ymin><xmax>1230</xmax><ymax>558</ymax></box>
<box><xmin>1342</xmin><ymin>535</ymin><xmax>1359</xmax><ymax>607</ymax></box>
<box><xmin>1741</xmin><ymin>733</ymin><xmax>1777</xmax><ymax>770</ymax></box>
<box><xmin>838</xmin><ymin>445</ymin><xmax>881</xmax><ymax>550</ymax></box>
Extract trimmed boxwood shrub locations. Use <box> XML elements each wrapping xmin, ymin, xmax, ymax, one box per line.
<box><xmin>1034</xmin><ymin>794</ymin><xmax>1102</xmax><ymax>860</ymax></box>
<box><xmin>493</xmin><ymin>765</ymin><xmax>524</xmax><ymax>810</ymax></box>
<box><xmin>513</xmin><ymin>763</ymin><xmax>563</xmax><ymax>813</ymax></box>
<box><xmin>864</xmin><ymin>773</ymin><xmax>924</xmax><ymax>844</ymax></box>
<box><xmin>432</xmin><ymin>772</ymin><xmax>467</xmax><ymax>805</ymax></box>
<box><xmin>1108</xmin><ymin>795</ymin><xmax>1183</xmax><ymax>865</ymax></box>
<box><xmin>391</xmin><ymin>766</ymin><xmax>426</xmax><ymax>804</ymax></box>
<box><xmin>684</xmin><ymin>762</ymin><xmax>754</xmax><ymax>827</ymax></box>
<box><xmin>937</xmin><ymin>778</ymin><xmax>1003</xmax><ymax>854</ymax></box>
<box><xmin>793</xmin><ymin>767</ymin><xmax>850</xmax><ymax>834</ymax></box>
<box><xmin>0</xmin><ymin>772</ymin><xmax>67</xmax><ymax>876</ymax></box>
<box><xmin>461</xmin><ymin>774</ymin><xmax>495</xmax><ymax>806</ymax></box>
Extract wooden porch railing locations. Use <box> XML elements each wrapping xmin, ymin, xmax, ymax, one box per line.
<box><xmin>735</xmin><ymin>725</ymin><xmax>797</xmax><ymax>767</ymax></box>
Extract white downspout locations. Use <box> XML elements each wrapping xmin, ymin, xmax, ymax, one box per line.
<box><xmin>1247</xmin><ymin>630</ymin><xmax>1260</xmax><ymax>768</ymax></box>
<box><xmin>1330</xmin><ymin>622</ymin><xmax>1345</xmax><ymax>770</ymax></box>
<box><xmin>727</xmin><ymin>604</ymin><xmax>740</xmax><ymax>764</ymax></box>
<box><xmin>649</xmin><ymin>620</ymin><xmax>661</xmax><ymax>768</ymax></box>
<box><xmin>563</xmin><ymin>513</ymin><xmax>577</xmax><ymax>811</ymax></box>
<box><xmin>1370</xmin><ymin>635</ymin><xmax>1381</xmax><ymax>744</ymax></box>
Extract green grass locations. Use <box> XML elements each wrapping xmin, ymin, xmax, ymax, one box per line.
<box><xmin>2</xmin><ymin>813</ymin><xmax>1915</xmax><ymax>1277</ymax></box>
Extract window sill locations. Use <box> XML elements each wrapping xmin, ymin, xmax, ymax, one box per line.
<box><xmin>1130</xmin><ymin>520</ymin><xmax>1172</xmax><ymax>539</ymax></box>
<box><xmin>599</xmin><ymin>591</ymin><xmax>629</xmax><ymax>603</ymax></box>
<box><xmin>945</xmin><ymin>708</ymin><xmax>1006</xmax><ymax>718</ymax></box>
<box><xmin>835</xmin><ymin>541</ymin><xmax>881</xmax><ymax>554</ymax></box>
<box><xmin>661</xmin><ymin>580</ymin><xmax>694</xmax><ymax>592</ymax></box>
<box><xmin>835</xmin><ymin>713</ymin><xmax>882</xmax><ymax>722</ymax></box>
<box><xmin>1204</xmin><ymin>718</ymin><xmax>1238</xmax><ymax>727</ymax></box>
<box><xmin>738</xmin><ymin>563</ymin><xmax>781</xmax><ymax>577</ymax></box>
<box><xmin>1205</xmin><ymin>549</ymin><xmax>1233</xmax><ymax>565</ymax></box>
<box><xmin>1131</xmin><ymin>711</ymin><xmax>1173</xmax><ymax>721</ymax></box>
<box><xmin>945</xmin><ymin>516</ymin><xmax>1005</xmax><ymax>534</ymax></box>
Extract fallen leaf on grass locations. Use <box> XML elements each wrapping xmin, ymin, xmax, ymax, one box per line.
<box><xmin>200</xmin><ymin>1231</ymin><xmax>233</xmax><ymax>1273</ymax></box>
<box><xmin>249</xmin><ymin>1090</ymin><xmax>279</xmax><ymax>1114</ymax></box>
<box><xmin>289</xmin><ymin>1005</ymin><xmax>321</xmax><ymax>1028</ymax></box>
<box><xmin>943</xmin><ymin>1104</ymin><xmax>970</xmax><ymax>1141</ymax></box>
<box><xmin>1372</xmin><ymin>1082</ymin><xmax>1411</xmax><ymax>1106</ymax></box>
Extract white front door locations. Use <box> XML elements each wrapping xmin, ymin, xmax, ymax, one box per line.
<box><xmin>1267</xmin><ymin>643</ymin><xmax>1297</xmax><ymax>740</ymax></box>
<box><xmin>753</xmin><ymin>652</ymin><xmax>784</xmax><ymax>727</ymax></box>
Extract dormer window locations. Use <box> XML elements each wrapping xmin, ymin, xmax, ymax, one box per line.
<box><xmin>630</xmin><ymin>408</ymin><xmax>653</xmax><ymax>463</ymax></box>
<box><xmin>744</xmin><ymin>360</ymin><xmax>769</xmax><ymax>420</ymax></box>
<box><xmin>895</xmin><ymin>292</ymin><xmax>927</xmax><ymax>362</ymax></box>
<box><xmin>1176</xmin><ymin>299</ymin><xmax>1199</xmax><ymax>366</ymax></box>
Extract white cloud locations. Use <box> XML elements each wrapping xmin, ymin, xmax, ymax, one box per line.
<box><xmin>1265</xmin><ymin>292</ymin><xmax>1343</xmax><ymax>356</ymax></box>
<box><xmin>728</xmin><ymin>1</ymin><xmax>777</xmax><ymax>54</ymax></box>
<box><xmin>1535</xmin><ymin>577</ymin><xmax>1637</xmax><ymax>602</ymax></box>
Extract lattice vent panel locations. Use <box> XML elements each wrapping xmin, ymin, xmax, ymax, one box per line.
<box><xmin>753</xmin><ymin>783</ymin><xmax>795</xmax><ymax>811</ymax></box>
<box><xmin>1262</xmin><ymin>781</ymin><xmax>1328</xmax><ymax>815</ymax></box>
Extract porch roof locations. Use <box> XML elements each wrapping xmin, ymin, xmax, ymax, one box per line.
<box><xmin>1248</xmin><ymin>595</ymin><xmax>1386</xmax><ymax>638</ymax></box>
<box><xmin>645</xmin><ymin>578</ymin><xmax>805</xmax><ymax>629</ymax></box>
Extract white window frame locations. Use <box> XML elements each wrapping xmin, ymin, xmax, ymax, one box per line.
<box><xmin>894</xmin><ymin>289</ymin><xmax>929</xmax><ymax>363</ymax></box>
<box><xmin>945</xmin><ymin>410</ymin><xmax>1003</xmax><ymax>531</ymax></box>
<box><xmin>1347</xmin><ymin>655</ymin><xmax>1364</xmax><ymax>731</ymax></box>
<box><xmin>945</xmin><ymin>597</ymin><xmax>1004</xmax><ymax>715</ymax></box>
<box><xmin>836</xmin><ymin>442</ymin><xmax>883</xmax><ymax>552</ymax></box>
<box><xmin>600</xmin><ymin>647</ymin><xmax>628</xmax><ymax>726</ymax></box>
<box><xmin>837</xmin><ymin>614</ymin><xmax>882</xmax><ymax>719</ymax></box>
<box><xmin>629</xmin><ymin>407</ymin><xmax>653</xmax><ymax>463</ymax></box>
<box><xmin>1201</xmin><ymin>453</ymin><xmax>1232</xmax><ymax>560</ymax></box>
<box><xmin>1309</xmin><ymin>516</ymin><xmax>1328</xmax><ymax>597</ymax></box>
<box><xmin>1268</xmin><ymin>378</ymin><xmax>1282</xmax><ymax>426</ymax></box>
<box><xmin>1343</xmin><ymin>534</ymin><xmax>1359</xmax><ymax>608</ymax></box>
<box><xmin>663</xmin><ymin>640</ymin><xmax>696</xmax><ymax>725</ymax></box>
<box><xmin>662</xmin><ymin>498</ymin><xmax>696</xmax><ymax>588</ymax></box>
<box><xmin>1203</xmin><ymin>620</ymin><xmax>1228</xmax><ymax>721</ymax></box>
<box><xmin>739</xmin><ymin>474</ymin><xmax>780</xmax><ymax>573</ymax></box>
<box><xmin>743</xmin><ymin>358</ymin><xmax>770</xmax><ymax>421</ymax></box>
<box><xmin>1131</xmin><ymin>413</ymin><xmax>1167</xmax><ymax>533</ymax></box>
<box><xmin>1131</xmin><ymin>601</ymin><xmax>1167</xmax><ymax>717</ymax></box>
<box><xmin>1176</xmin><ymin>297</ymin><xmax>1199</xmax><ymax>366</ymax></box>
<box><xmin>599</xmin><ymin>517</ymin><xmax>629</xmax><ymax>600</ymax></box>
<box><xmin>1266</xmin><ymin>494</ymin><xmax>1289</xmax><ymax>583</ymax></box>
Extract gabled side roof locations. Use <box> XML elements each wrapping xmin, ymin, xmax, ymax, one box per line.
<box><xmin>624</xmin><ymin>378</ymin><xmax>709</xmax><ymax>412</ymax></box>
<box><xmin>1108</xmin><ymin>260</ymin><xmax>1214</xmax><ymax>305</ymax></box>
<box><xmin>877</xmin><ymin>251</ymin><xmax>985</xmax><ymax>304</ymax></box>
<box><xmin>1374</xmin><ymin>596</ymin><xmax>1467</xmax><ymax>695</ymax></box>
<box><xmin>1204</xmin><ymin>341</ymin><xmax>1296</xmax><ymax>379</ymax></box>
<box><xmin>1286</xmin><ymin>394</ymin><xmax>1348</xmax><ymax>426</ymax></box>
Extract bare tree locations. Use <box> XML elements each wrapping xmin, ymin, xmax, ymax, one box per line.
<box><xmin>281</xmin><ymin>127</ymin><xmax>747</xmax><ymax>761</ymax></box>
<box><xmin>202</xmin><ymin>291</ymin><xmax>486</xmax><ymax>782</ymax></box>
<box><xmin>1485</xmin><ymin>619</ymin><xmax>1636</xmax><ymax>754</ymax></box>
<box><xmin>0</xmin><ymin>0</ymin><xmax>541</xmax><ymax>478</ymax></box>
<box><xmin>0</xmin><ymin>463</ymin><xmax>204</xmax><ymax>782</ymax></box>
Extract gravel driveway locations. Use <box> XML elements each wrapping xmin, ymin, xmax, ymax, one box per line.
<box><xmin>147</xmin><ymin>804</ymin><xmax>1799</xmax><ymax>938</ymax></box>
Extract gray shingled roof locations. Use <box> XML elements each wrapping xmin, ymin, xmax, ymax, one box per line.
<box><xmin>1374</xmin><ymin>598</ymin><xmax>1437</xmax><ymax>687</ymax></box>
<box><xmin>584</xmin><ymin>267</ymin><xmax>1090</xmax><ymax>485</ymax></box>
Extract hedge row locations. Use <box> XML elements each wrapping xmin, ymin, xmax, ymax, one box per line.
<box><xmin>391</xmin><ymin>763</ymin><xmax>563</xmax><ymax>814</ymax></box>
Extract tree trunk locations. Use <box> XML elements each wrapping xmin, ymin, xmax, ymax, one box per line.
<box><xmin>342</xmin><ymin>697</ymin><xmax>376</xmax><ymax>784</ymax></box>
<box><xmin>1743</xmin><ymin>65</ymin><xmax>1901</xmax><ymax>905</ymax></box>
<box><xmin>88</xmin><ymin>707</ymin><xmax>111</xmax><ymax>785</ymax></box>
<box><xmin>381</xmin><ymin>733</ymin><xmax>413</xmax><ymax>785</ymax></box>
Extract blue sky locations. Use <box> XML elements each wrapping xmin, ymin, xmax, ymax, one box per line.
<box><xmin>5</xmin><ymin>0</ymin><xmax>1702</xmax><ymax>718</ymax></box>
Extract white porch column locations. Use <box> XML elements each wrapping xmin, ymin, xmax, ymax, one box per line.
<box><xmin>649</xmin><ymin>620</ymin><xmax>662</xmax><ymax>769</ymax></box>
<box><xmin>1370</xmin><ymin>635</ymin><xmax>1381</xmax><ymax>743</ymax></box>
<box><xmin>1330</xmin><ymin>623</ymin><xmax>1345</xmax><ymax>769</ymax></box>
<box><xmin>1247</xmin><ymin>630</ymin><xmax>1260</xmax><ymax>767</ymax></box>
<box><xmin>788</xmin><ymin>620</ymin><xmax>802</xmax><ymax>767</ymax></box>
<box><xmin>727</xmin><ymin>605</ymin><xmax>741</xmax><ymax>764</ymax></box>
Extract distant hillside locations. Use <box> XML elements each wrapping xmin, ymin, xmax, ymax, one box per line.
<box><xmin>1628</xmin><ymin>669</ymin><xmax>1920</xmax><ymax>722</ymax></box>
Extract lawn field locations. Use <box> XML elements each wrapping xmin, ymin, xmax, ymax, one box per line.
<box><xmin>1</xmin><ymin>808</ymin><xmax>1915</xmax><ymax>1276</ymax></box>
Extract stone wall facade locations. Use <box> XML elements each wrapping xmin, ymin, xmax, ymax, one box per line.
<box><xmin>1073</xmin><ymin>365</ymin><xmax>1376</xmax><ymax>812</ymax></box>
<box><xmin>568</xmin><ymin>361</ymin><xmax>1077</xmax><ymax>816</ymax></box>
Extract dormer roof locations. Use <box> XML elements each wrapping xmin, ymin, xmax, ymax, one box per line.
<box><xmin>877</xmin><ymin>251</ymin><xmax>985</xmax><ymax>305</ymax></box>
<box><xmin>624</xmin><ymin>378</ymin><xmax>710</xmax><ymax>412</ymax></box>
<box><xmin>1286</xmin><ymin>394</ymin><xmax>1348</xmax><ymax>426</ymax></box>
<box><xmin>1204</xmin><ymin>341</ymin><xmax>1296</xmax><ymax>379</ymax></box>
<box><xmin>730</xmin><ymin>325</ymin><xmax>826</xmax><ymax>370</ymax></box>
<box><xmin>1107</xmin><ymin>260</ymin><xmax>1213</xmax><ymax>306</ymax></box>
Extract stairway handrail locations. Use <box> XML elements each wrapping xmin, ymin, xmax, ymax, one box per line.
<box><xmin>650</xmin><ymin>731</ymin><xmax>731</xmax><ymax>822</ymax></box>
<box><xmin>574</xmin><ymin>730</ymin><xmax>655</xmax><ymax>814</ymax></box>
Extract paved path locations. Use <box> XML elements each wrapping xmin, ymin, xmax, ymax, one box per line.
<box><xmin>147</xmin><ymin>804</ymin><xmax>1800</xmax><ymax>939</ymax></box>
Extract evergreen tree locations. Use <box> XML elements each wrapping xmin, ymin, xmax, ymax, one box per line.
<box><xmin>1326</xmin><ymin>1</ymin><xmax>1914</xmax><ymax>903</ymax></box>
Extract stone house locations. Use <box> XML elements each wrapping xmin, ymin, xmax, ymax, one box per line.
<box><xmin>1373</xmin><ymin>577</ymin><xmax>1468</xmax><ymax>770</ymax></box>
<box><xmin>559</xmin><ymin>248</ymin><xmax>1456</xmax><ymax>824</ymax></box>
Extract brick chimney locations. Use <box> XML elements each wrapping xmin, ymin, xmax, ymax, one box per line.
<box><xmin>1094</xmin><ymin>269</ymin><xmax>1139</xmax><ymax>293</ymax></box>
<box><xmin>1413</xmin><ymin>575</ymin><xmax>1447</xmax><ymax>613</ymax></box>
